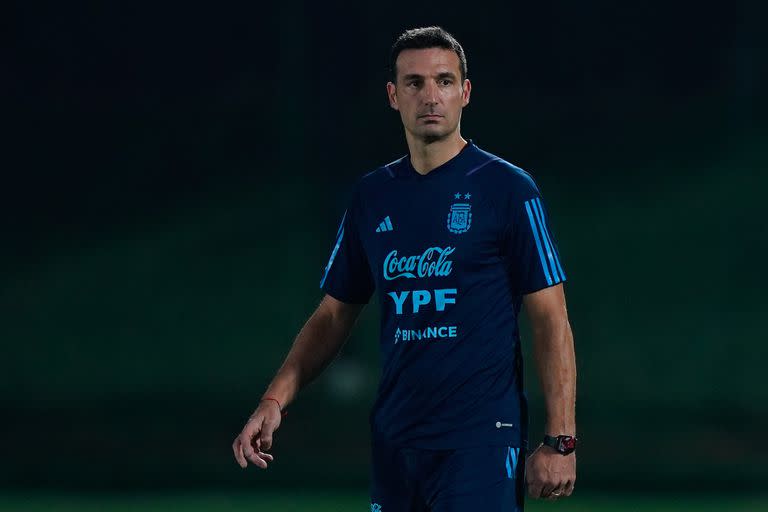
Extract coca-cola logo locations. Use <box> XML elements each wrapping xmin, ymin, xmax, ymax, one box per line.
<box><xmin>383</xmin><ymin>246</ymin><xmax>455</xmax><ymax>280</ymax></box>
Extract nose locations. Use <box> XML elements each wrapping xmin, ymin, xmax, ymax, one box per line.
<box><xmin>422</xmin><ymin>80</ymin><xmax>439</xmax><ymax>105</ymax></box>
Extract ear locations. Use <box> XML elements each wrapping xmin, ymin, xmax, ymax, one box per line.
<box><xmin>386</xmin><ymin>82</ymin><xmax>399</xmax><ymax>111</ymax></box>
<box><xmin>462</xmin><ymin>79</ymin><xmax>472</xmax><ymax>107</ymax></box>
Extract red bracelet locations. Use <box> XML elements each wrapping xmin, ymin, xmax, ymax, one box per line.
<box><xmin>261</xmin><ymin>396</ymin><xmax>288</xmax><ymax>417</ymax></box>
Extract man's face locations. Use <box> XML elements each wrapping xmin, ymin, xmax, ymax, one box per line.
<box><xmin>387</xmin><ymin>48</ymin><xmax>471</xmax><ymax>143</ymax></box>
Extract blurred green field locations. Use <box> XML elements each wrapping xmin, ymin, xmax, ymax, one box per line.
<box><xmin>1</xmin><ymin>491</ymin><xmax>766</xmax><ymax>512</ymax></box>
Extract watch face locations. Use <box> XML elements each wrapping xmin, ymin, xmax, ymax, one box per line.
<box><xmin>559</xmin><ymin>436</ymin><xmax>576</xmax><ymax>452</ymax></box>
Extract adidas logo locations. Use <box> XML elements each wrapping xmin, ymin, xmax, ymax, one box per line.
<box><xmin>375</xmin><ymin>216</ymin><xmax>394</xmax><ymax>233</ymax></box>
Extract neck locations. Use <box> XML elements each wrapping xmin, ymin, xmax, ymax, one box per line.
<box><xmin>405</xmin><ymin>130</ymin><xmax>467</xmax><ymax>175</ymax></box>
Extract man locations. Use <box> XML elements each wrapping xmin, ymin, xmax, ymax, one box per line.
<box><xmin>232</xmin><ymin>26</ymin><xmax>577</xmax><ymax>510</ymax></box>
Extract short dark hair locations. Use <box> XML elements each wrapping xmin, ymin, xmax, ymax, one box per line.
<box><xmin>389</xmin><ymin>26</ymin><xmax>467</xmax><ymax>83</ymax></box>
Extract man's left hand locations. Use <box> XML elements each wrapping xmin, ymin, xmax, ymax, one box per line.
<box><xmin>525</xmin><ymin>444</ymin><xmax>576</xmax><ymax>500</ymax></box>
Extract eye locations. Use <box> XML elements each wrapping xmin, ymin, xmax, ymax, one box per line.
<box><xmin>440</xmin><ymin>79</ymin><xmax>453</xmax><ymax>86</ymax></box>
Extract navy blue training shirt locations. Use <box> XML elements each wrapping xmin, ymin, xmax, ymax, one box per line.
<box><xmin>318</xmin><ymin>140</ymin><xmax>566</xmax><ymax>450</ymax></box>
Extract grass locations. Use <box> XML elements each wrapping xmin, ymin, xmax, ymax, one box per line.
<box><xmin>0</xmin><ymin>491</ymin><xmax>766</xmax><ymax>512</ymax></box>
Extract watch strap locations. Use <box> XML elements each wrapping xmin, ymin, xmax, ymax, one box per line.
<box><xmin>543</xmin><ymin>434</ymin><xmax>577</xmax><ymax>454</ymax></box>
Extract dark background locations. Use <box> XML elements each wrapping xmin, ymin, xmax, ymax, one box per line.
<box><xmin>3</xmin><ymin>0</ymin><xmax>767</xmax><ymax>495</ymax></box>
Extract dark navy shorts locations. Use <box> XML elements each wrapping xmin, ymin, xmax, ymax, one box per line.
<box><xmin>369</xmin><ymin>434</ymin><xmax>526</xmax><ymax>512</ymax></box>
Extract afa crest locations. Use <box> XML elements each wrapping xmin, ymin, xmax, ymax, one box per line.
<box><xmin>447</xmin><ymin>201</ymin><xmax>472</xmax><ymax>234</ymax></box>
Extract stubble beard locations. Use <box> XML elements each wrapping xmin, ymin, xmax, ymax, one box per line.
<box><xmin>422</xmin><ymin>133</ymin><xmax>444</xmax><ymax>144</ymax></box>
<box><xmin>416</xmin><ymin>123</ymin><xmax>452</xmax><ymax>145</ymax></box>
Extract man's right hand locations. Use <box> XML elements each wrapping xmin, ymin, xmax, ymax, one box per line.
<box><xmin>232</xmin><ymin>400</ymin><xmax>282</xmax><ymax>469</ymax></box>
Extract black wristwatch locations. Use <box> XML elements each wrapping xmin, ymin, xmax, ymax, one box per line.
<box><xmin>543</xmin><ymin>434</ymin><xmax>577</xmax><ymax>455</ymax></box>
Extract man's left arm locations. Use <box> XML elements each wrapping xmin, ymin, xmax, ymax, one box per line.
<box><xmin>523</xmin><ymin>283</ymin><xmax>577</xmax><ymax>500</ymax></box>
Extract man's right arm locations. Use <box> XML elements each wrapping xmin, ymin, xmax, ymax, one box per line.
<box><xmin>232</xmin><ymin>293</ymin><xmax>365</xmax><ymax>469</ymax></box>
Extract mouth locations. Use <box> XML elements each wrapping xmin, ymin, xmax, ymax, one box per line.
<box><xmin>418</xmin><ymin>114</ymin><xmax>444</xmax><ymax>121</ymax></box>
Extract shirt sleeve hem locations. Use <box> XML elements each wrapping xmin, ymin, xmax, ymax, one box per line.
<box><xmin>520</xmin><ymin>276</ymin><xmax>567</xmax><ymax>296</ymax></box>
<box><xmin>321</xmin><ymin>285</ymin><xmax>372</xmax><ymax>305</ymax></box>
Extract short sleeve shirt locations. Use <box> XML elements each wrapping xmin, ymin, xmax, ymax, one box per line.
<box><xmin>319</xmin><ymin>140</ymin><xmax>566</xmax><ymax>449</ymax></box>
